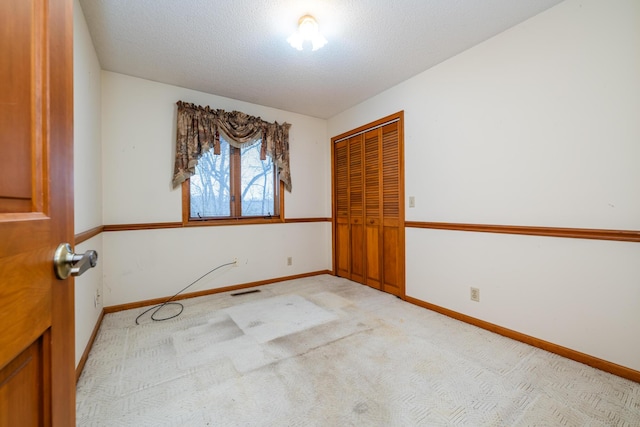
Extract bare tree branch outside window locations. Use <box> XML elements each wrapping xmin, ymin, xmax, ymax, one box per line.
<box><xmin>190</xmin><ymin>137</ymin><xmax>274</xmax><ymax>218</ymax></box>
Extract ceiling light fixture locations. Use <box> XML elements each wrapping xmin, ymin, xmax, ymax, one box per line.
<box><xmin>287</xmin><ymin>15</ymin><xmax>327</xmax><ymax>51</ymax></box>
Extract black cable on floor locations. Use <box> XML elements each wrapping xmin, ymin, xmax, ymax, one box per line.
<box><xmin>135</xmin><ymin>261</ymin><xmax>236</xmax><ymax>325</ymax></box>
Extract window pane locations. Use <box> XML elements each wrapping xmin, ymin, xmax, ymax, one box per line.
<box><xmin>190</xmin><ymin>141</ymin><xmax>231</xmax><ymax>217</ymax></box>
<box><xmin>241</xmin><ymin>141</ymin><xmax>274</xmax><ymax>216</ymax></box>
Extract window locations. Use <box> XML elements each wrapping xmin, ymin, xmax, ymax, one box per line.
<box><xmin>186</xmin><ymin>136</ymin><xmax>281</xmax><ymax>222</ymax></box>
<box><xmin>173</xmin><ymin>101</ymin><xmax>291</xmax><ymax>225</ymax></box>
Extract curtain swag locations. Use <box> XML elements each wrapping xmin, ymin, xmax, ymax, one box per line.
<box><xmin>172</xmin><ymin>101</ymin><xmax>292</xmax><ymax>191</ymax></box>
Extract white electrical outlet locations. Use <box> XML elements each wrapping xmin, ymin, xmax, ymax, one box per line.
<box><xmin>287</xmin><ymin>256</ymin><xmax>292</xmax><ymax>266</ymax></box>
<box><xmin>94</xmin><ymin>289</ymin><xmax>100</xmax><ymax>307</ymax></box>
<box><xmin>470</xmin><ymin>287</ymin><xmax>480</xmax><ymax>302</ymax></box>
<box><xmin>233</xmin><ymin>257</ymin><xmax>239</xmax><ymax>267</ymax></box>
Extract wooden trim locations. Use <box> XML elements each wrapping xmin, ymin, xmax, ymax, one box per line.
<box><xmin>331</xmin><ymin>111</ymin><xmax>404</xmax><ymax>143</ymax></box>
<box><xmin>103</xmin><ymin>222</ymin><xmax>183</xmax><ymax>232</ymax></box>
<box><xmin>181</xmin><ymin>215</ymin><xmax>287</xmax><ymax>228</ymax></box>
<box><xmin>284</xmin><ymin>217</ymin><xmax>331</xmax><ymax>223</ymax></box>
<box><xmin>405</xmin><ymin>296</ymin><xmax>640</xmax><ymax>384</ymax></box>
<box><xmin>397</xmin><ymin>112</ymin><xmax>406</xmax><ymax>298</ymax></box>
<box><xmin>74</xmin><ymin>225</ymin><xmax>104</xmax><ymax>244</ymax></box>
<box><xmin>181</xmin><ymin>180</ymin><xmax>190</xmax><ymax>224</ymax></box>
<box><xmin>330</xmin><ymin>135</ymin><xmax>337</xmax><ymax>276</ymax></box>
<box><xmin>183</xmin><ymin>217</ymin><xmax>285</xmax><ymax>227</ymax></box>
<box><xmin>279</xmin><ymin>181</ymin><xmax>285</xmax><ymax>219</ymax></box>
<box><xmin>102</xmin><ymin>219</ymin><xmax>330</xmax><ymax>232</ymax></box>
<box><xmin>75</xmin><ymin>309</ymin><xmax>104</xmax><ymax>383</ymax></box>
<box><xmin>406</xmin><ymin>221</ymin><xmax>640</xmax><ymax>243</ymax></box>
<box><xmin>75</xmin><ymin>217</ymin><xmax>328</xmax><ymax>237</ymax></box>
<box><xmin>103</xmin><ymin>270</ymin><xmax>332</xmax><ymax>314</ymax></box>
<box><xmin>231</xmin><ymin>146</ymin><xmax>241</xmax><ymax>216</ymax></box>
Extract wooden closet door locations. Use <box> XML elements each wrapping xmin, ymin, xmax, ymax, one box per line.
<box><xmin>348</xmin><ymin>135</ymin><xmax>365</xmax><ymax>283</ymax></box>
<box><xmin>364</xmin><ymin>129</ymin><xmax>382</xmax><ymax>290</ymax></box>
<box><xmin>381</xmin><ymin>122</ymin><xmax>404</xmax><ymax>296</ymax></box>
<box><xmin>332</xmin><ymin>111</ymin><xmax>404</xmax><ymax>298</ymax></box>
<box><xmin>334</xmin><ymin>140</ymin><xmax>350</xmax><ymax>278</ymax></box>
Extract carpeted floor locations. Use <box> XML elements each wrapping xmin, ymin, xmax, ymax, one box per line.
<box><xmin>76</xmin><ymin>275</ymin><xmax>640</xmax><ymax>426</ymax></box>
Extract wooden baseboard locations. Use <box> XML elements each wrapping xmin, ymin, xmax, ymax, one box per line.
<box><xmin>104</xmin><ymin>270</ymin><xmax>332</xmax><ymax>314</ymax></box>
<box><xmin>76</xmin><ymin>308</ymin><xmax>104</xmax><ymax>383</ymax></box>
<box><xmin>405</xmin><ymin>296</ymin><xmax>640</xmax><ymax>384</ymax></box>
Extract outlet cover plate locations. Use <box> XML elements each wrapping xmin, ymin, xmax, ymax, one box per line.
<box><xmin>470</xmin><ymin>287</ymin><xmax>480</xmax><ymax>302</ymax></box>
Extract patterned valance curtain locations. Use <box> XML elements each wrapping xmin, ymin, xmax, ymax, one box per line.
<box><xmin>172</xmin><ymin>101</ymin><xmax>292</xmax><ymax>191</ymax></box>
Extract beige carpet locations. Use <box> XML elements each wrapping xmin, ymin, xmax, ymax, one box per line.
<box><xmin>76</xmin><ymin>275</ymin><xmax>640</xmax><ymax>426</ymax></box>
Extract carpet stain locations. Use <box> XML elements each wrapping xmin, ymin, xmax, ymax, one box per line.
<box><xmin>353</xmin><ymin>401</ymin><xmax>369</xmax><ymax>414</ymax></box>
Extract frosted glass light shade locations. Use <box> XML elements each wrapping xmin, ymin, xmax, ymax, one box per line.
<box><xmin>287</xmin><ymin>15</ymin><xmax>327</xmax><ymax>51</ymax></box>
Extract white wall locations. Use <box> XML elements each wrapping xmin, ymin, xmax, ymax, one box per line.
<box><xmin>73</xmin><ymin>0</ymin><xmax>104</xmax><ymax>368</ymax></box>
<box><xmin>103</xmin><ymin>223</ymin><xmax>330</xmax><ymax>305</ymax></box>
<box><xmin>329</xmin><ymin>0</ymin><xmax>640</xmax><ymax>371</ymax></box>
<box><xmin>101</xmin><ymin>72</ymin><xmax>332</xmax><ymax>307</ymax></box>
<box><xmin>102</xmin><ymin>72</ymin><xmax>330</xmax><ymax>224</ymax></box>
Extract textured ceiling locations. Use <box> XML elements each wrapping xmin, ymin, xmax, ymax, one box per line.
<box><xmin>79</xmin><ymin>0</ymin><xmax>564</xmax><ymax>119</ymax></box>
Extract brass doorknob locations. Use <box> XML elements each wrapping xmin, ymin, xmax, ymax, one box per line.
<box><xmin>53</xmin><ymin>243</ymin><xmax>98</xmax><ymax>279</ymax></box>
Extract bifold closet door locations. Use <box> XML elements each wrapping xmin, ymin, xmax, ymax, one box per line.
<box><xmin>364</xmin><ymin>129</ymin><xmax>382</xmax><ymax>290</ymax></box>
<box><xmin>334</xmin><ymin>140</ymin><xmax>349</xmax><ymax>278</ymax></box>
<box><xmin>333</xmin><ymin>112</ymin><xmax>404</xmax><ymax>298</ymax></box>
<box><xmin>348</xmin><ymin>135</ymin><xmax>365</xmax><ymax>284</ymax></box>
<box><xmin>334</xmin><ymin>134</ymin><xmax>366</xmax><ymax>283</ymax></box>
<box><xmin>335</xmin><ymin>131</ymin><xmax>384</xmax><ymax>290</ymax></box>
<box><xmin>380</xmin><ymin>122</ymin><xmax>403</xmax><ymax>296</ymax></box>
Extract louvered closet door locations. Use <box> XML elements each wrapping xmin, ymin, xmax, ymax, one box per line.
<box><xmin>364</xmin><ymin>129</ymin><xmax>382</xmax><ymax>290</ymax></box>
<box><xmin>348</xmin><ymin>135</ymin><xmax>365</xmax><ymax>283</ymax></box>
<box><xmin>381</xmin><ymin>122</ymin><xmax>404</xmax><ymax>296</ymax></box>
<box><xmin>332</xmin><ymin>111</ymin><xmax>404</xmax><ymax>297</ymax></box>
<box><xmin>334</xmin><ymin>140</ymin><xmax>350</xmax><ymax>278</ymax></box>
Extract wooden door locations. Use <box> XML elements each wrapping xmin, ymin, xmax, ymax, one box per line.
<box><xmin>348</xmin><ymin>135</ymin><xmax>365</xmax><ymax>283</ymax></box>
<box><xmin>334</xmin><ymin>140</ymin><xmax>350</xmax><ymax>278</ymax></box>
<box><xmin>0</xmin><ymin>0</ymin><xmax>75</xmax><ymax>425</ymax></box>
<box><xmin>332</xmin><ymin>112</ymin><xmax>405</xmax><ymax>298</ymax></box>
<box><xmin>363</xmin><ymin>129</ymin><xmax>381</xmax><ymax>290</ymax></box>
<box><xmin>380</xmin><ymin>122</ymin><xmax>404</xmax><ymax>296</ymax></box>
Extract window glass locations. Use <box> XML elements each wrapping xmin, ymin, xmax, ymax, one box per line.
<box><xmin>241</xmin><ymin>141</ymin><xmax>274</xmax><ymax>216</ymax></box>
<box><xmin>190</xmin><ymin>141</ymin><xmax>231</xmax><ymax>218</ymax></box>
<box><xmin>189</xmin><ymin>137</ymin><xmax>277</xmax><ymax>220</ymax></box>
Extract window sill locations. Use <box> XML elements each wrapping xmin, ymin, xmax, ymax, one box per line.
<box><xmin>183</xmin><ymin>216</ymin><xmax>285</xmax><ymax>227</ymax></box>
